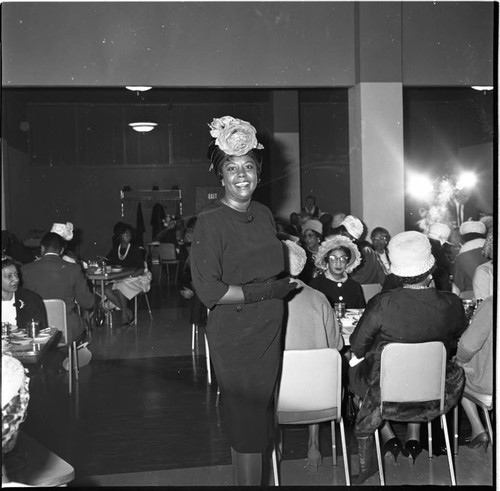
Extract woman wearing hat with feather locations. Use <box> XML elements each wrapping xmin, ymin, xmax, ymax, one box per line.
<box><xmin>191</xmin><ymin>116</ymin><xmax>298</xmax><ymax>485</ymax></box>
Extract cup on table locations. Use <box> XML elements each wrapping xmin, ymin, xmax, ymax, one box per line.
<box><xmin>334</xmin><ymin>302</ymin><xmax>346</xmax><ymax>319</ymax></box>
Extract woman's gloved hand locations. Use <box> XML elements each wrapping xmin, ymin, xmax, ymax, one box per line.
<box><xmin>242</xmin><ymin>278</ymin><xmax>298</xmax><ymax>303</ymax></box>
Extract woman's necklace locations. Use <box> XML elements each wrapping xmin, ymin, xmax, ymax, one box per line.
<box><xmin>117</xmin><ymin>243</ymin><xmax>131</xmax><ymax>261</ymax></box>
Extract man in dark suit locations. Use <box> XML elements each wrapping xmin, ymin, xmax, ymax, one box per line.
<box><xmin>21</xmin><ymin>232</ymin><xmax>94</xmax><ymax>341</ymax></box>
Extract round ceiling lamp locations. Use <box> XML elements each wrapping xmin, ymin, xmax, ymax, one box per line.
<box><xmin>129</xmin><ymin>122</ymin><xmax>158</xmax><ymax>133</ymax></box>
<box><xmin>471</xmin><ymin>86</ymin><xmax>494</xmax><ymax>91</ymax></box>
<box><xmin>125</xmin><ymin>86</ymin><xmax>152</xmax><ymax>92</ymax></box>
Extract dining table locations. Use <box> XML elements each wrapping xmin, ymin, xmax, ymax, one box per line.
<box><xmin>86</xmin><ymin>266</ymin><xmax>139</xmax><ymax>326</ymax></box>
<box><xmin>4</xmin><ymin>326</ymin><xmax>60</xmax><ymax>367</ymax></box>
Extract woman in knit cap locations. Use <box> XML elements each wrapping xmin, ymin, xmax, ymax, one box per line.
<box><xmin>190</xmin><ymin>116</ymin><xmax>298</xmax><ymax>485</ymax></box>
<box><xmin>348</xmin><ymin>231</ymin><xmax>467</xmax><ymax>484</ymax></box>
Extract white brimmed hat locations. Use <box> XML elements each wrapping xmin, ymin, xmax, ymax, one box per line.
<box><xmin>459</xmin><ymin>220</ymin><xmax>486</xmax><ymax>236</ymax></box>
<box><xmin>340</xmin><ymin>215</ymin><xmax>364</xmax><ymax>240</ymax></box>
<box><xmin>388</xmin><ymin>231</ymin><xmax>435</xmax><ymax>278</ymax></box>
<box><xmin>427</xmin><ymin>223</ymin><xmax>451</xmax><ymax>245</ymax></box>
<box><xmin>302</xmin><ymin>219</ymin><xmax>323</xmax><ymax>236</ymax></box>
<box><xmin>314</xmin><ymin>235</ymin><xmax>361</xmax><ymax>274</ymax></box>
<box><xmin>282</xmin><ymin>240</ymin><xmax>307</xmax><ymax>277</ymax></box>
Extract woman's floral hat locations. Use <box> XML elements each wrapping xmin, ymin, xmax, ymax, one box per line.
<box><xmin>50</xmin><ymin>222</ymin><xmax>73</xmax><ymax>241</ymax></box>
<box><xmin>314</xmin><ymin>235</ymin><xmax>362</xmax><ymax>273</ymax></box>
<box><xmin>207</xmin><ymin>116</ymin><xmax>264</xmax><ymax>171</ymax></box>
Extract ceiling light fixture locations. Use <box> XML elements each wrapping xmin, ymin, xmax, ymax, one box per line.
<box><xmin>125</xmin><ymin>86</ymin><xmax>152</xmax><ymax>92</ymax></box>
<box><xmin>471</xmin><ymin>86</ymin><xmax>494</xmax><ymax>91</ymax></box>
<box><xmin>129</xmin><ymin>122</ymin><xmax>158</xmax><ymax>133</ymax></box>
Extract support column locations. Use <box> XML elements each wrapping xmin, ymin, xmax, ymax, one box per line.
<box><xmin>269</xmin><ymin>90</ymin><xmax>301</xmax><ymax>221</ymax></box>
<box><xmin>348</xmin><ymin>83</ymin><xmax>405</xmax><ymax>236</ymax></box>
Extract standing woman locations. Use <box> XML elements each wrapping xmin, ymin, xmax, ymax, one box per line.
<box><xmin>191</xmin><ymin>116</ymin><xmax>297</xmax><ymax>485</ymax></box>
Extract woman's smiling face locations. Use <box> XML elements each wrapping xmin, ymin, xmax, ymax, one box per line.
<box><xmin>221</xmin><ymin>155</ymin><xmax>258</xmax><ymax>205</ymax></box>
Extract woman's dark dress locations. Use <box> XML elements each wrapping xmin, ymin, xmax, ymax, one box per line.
<box><xmin>309</xmin><ymin>273</ymin><xmax>366</xmax><ymax>309</ymax></box>
<box><xmin>191</xmin><ymin>200</ymin><xmax>285</xmax><ymax>453</ymax></box>
<box><xmin>349</xmin><ymin>287</ymin><xmax>467</xmax><ymax>398</ymax></box>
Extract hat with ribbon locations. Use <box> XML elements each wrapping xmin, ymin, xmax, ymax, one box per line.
<box><xmin>388</xmin><ymin>231</ymin><xmax>435</xmax><ymax>278</ymax></box>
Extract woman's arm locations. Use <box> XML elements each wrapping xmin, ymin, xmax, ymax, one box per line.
<box><xmin>348</xmin><ymin>298</ymin><xmax>382</xmax><ymax>358</ymax></box>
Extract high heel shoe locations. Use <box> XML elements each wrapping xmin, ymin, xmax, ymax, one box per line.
<box><xmin>307</xmin><ymin>445</ymin><xmax>323</xmax><ymax>470</ymax></box>
<box><xmin>402</xmin><ymin>439</ymin><xmax>422</xmax><ymax>464</ymax></box>
<box><xmin>381</xmin><ymin>437</ymin><xmax>402</xmax><ymax>462</ymax></box>
<box><xmin>466</xmin><ymin>431</ymin><xmax>489</xmax><ymax>451</ymax></box>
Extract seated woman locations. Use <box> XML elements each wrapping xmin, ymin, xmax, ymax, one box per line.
<box><xmin>348</xmin><ymin>231</ymin><xmax>467</xmax><ymax>484</ymax></box>
<box><xmin>2</xmin><ymin>256</ymin><xmax>47</xmax><ymax>330</ymax></box>
<box><xmin>370</xmin><ymin>227</ymin><xmax>391</xmax><ymax>275</ymax></box>
<box><xmin>455</xmin><ymin>295</ymin><xmax>493</xmax><ymax>450</ymax></box>
<box><xmin>298</xmin><ymin>219</ymin><xmax>323</xmax><ymax>284</ymax></box>
<box><xmin>309</xmin><ymin>235</ymin><xmax>366</xmax><ymax>309</ymax></box>
<box><xmin>282</xmin><ymin>240</ymin><xmax>343</xmax><ymax>470</ymax></box>
<box><xmin>334</xmin><ymin>215</ymin><xmax>387</xmax><ymax>286</ymax></box>
<box><xmin>105</xmin><ymin>223</ymin><xmax>151</xmax><ymax>326</ymax></box>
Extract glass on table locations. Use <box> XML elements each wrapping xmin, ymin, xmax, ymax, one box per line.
<box><xmin>334</xmin><ymin>302</ymin><xmax>346</xmax><ymax>319</ymax></box>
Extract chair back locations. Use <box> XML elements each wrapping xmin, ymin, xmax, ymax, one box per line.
<box><xmin>159</xmin><ymin>243</ymin><xmax>177</xmax><ymax>261</ymax></box>
<box><xmin>361</xmin><ymin>283</ymin><xmax>382</xmax><ymax>302</ymax></box>
<box><xmin>277</xmin><ymin>348</ymin><xmax>342</xmax><ymax>424</ymax></box>
<box><xmin>380</xmin><ymin>341</ymin><xmax>446</xmax><ymax>412</ymax></box>
<box><xmin>43</xmin><ymin>298</ymin><xmax>70</xmax><ymax>344</ymax></box>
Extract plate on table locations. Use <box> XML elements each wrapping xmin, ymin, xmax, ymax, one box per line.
<box><xmin>33</xmin><ymin>333</ymin><xmax>51</xmax><ymax>343</ymax></box>
<box><xmin>10</xmin><ymin>338</ymin><xmax>31</xmax><ymax>345</ymax></box>
<box><xmin>11</xmin><ymin>332</ymin><xmax>28</xmax><ymax>339</ymax></box>
<box><xmin>8</xmin><ymin>324</ymin><xmax>18</xmax><ymax>332</ymax></box>
<box><xmin>346</xmin><ymin>308</ymin><xmax>364</xmax><ymax>317</ymax></box>
<box><xmin>110</xmin><ymin>266</ymin><xmax>124</xmax><ymax>272</ymax></box>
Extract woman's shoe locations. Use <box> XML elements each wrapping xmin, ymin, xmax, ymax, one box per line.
<box><xmin>466</xmin><ymin>431</ymin><xmax>489</xmax><ymax>451</ymax></box>
<box><xmin>307</xmin><ymin>445</ymin><xmax>323</xmax><ymax>470</ymax></box>
<box><xmin>402</xmin><ymin>440</ymin><xmax>422</xmax><ymax>465</ymax></box>
<box><xmin>382</xmin><ymin>437</ymin><xmax>402</xmax><ymax>462</ymax></box>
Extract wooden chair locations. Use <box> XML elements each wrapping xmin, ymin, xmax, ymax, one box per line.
<box><xmin>43</xmin><ymin>299</ymin><xmax>79</xmax><ymax>395</ymax></box>
<box><xmin>453</xmin><ymin>389</ymin><xmax>493</xmax><ymax>455</ymax></box>
<box><xmin>361</xmin><ymin>283</ymin><xmax>382</xmax><ymax>302</ymax></box>
<box><xmin>271</xmin><ymin>348</ymin><xmax>350</xmax><ymax>486</ymax></box>
<box><xmin>158</xmin><ymin>243</ymin><xmax>180</xmax><ymax>286</ymax></box>
<box><xmin>375</xmin><ymin>342</ymin><xmax>456</xmax><ymax>485</ymax></box>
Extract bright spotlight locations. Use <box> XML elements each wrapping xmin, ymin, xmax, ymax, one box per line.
<box><xmin>407</xmin><ymin>173</ymin><xmax>434</xmax><ymax>201</ymax></box>
<box><xmin>456</xmin><ymin>172</ymin><xmax>477</xmax><ymax>190</ymax></box>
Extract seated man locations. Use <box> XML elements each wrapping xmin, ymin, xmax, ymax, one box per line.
<box><xmin>21</xmin><ymin>232</ymin><xmax>94</xmax><ymax>342</ymax></box>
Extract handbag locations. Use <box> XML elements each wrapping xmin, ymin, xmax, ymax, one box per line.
<box><xmin>63</xmin><ymin>342</ymin><xmax>92</xmax><ymax>371</ymax></box>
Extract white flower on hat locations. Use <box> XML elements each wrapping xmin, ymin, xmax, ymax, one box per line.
<box><xmin>51</xmin><ymin>222</ymin><xmax>74</xmax><ymax>241</ymax></box>
<box><xmin>208</xmin><ymin>116</ymin><xmax>264</xmax><ymax>157</ymax></box>
<box><xmin>340</xmin><ymin>215</ymin><xmax>364</xmax><ymax>240</ymax></box>
<box><xmin>314</xmin><ymin>235</ymin><xmax>362</xmax><ymax>274</ymax></box>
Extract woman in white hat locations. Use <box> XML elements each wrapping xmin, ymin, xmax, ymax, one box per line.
<box><xmin>310</xmin><ymin>235</ymin><xmax>366</xmax><ymax>309</ymax></box>
<box><xmin>298</xmin><ymin>219</ymin><xmax>323</xmax><ymax>284</ymax></box>
<box><xmin>335</xmin><ymin>215</ymin><xmax>387</xmax><ymax>285</ymax></box>
<box><xmin>347</xmin><ymin>231</ymin><xmax>467</xmax><ymax>484</ymax></box>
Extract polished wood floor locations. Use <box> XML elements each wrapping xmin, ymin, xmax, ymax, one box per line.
<box><xmin>20</xmin><ymin>280</ymin><xmax>494</xmax><ymax>487</ymax></box>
